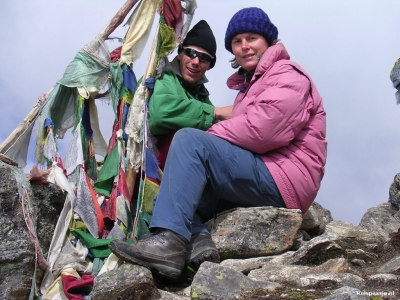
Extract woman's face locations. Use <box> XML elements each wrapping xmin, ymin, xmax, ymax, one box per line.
<box><xmin>231</xmin><ymin>33</ymin><xmax>268</xmax><ymax>71</ymax></box>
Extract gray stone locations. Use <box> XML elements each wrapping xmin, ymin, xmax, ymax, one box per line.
<box><xmin>287</xmin><ymin>221</ymin><xmax>379</xmax><ymax>267</ymax></box>
<box><xmin>377</xmin><ymin>256</ymin><xmax>400</xmax><ymax>274</ymax></box>
<box><xmin>92</xmin><ymin>263</ymin><xmax>161</xmax><ymax>300</ymax></box>
<box><xmin>358</xmin><ymin>202</ymin><xmax>400</xmax><ymax>244</ymax></box>
<box><xmin>389</xmin><ymin>173</ymin><xmax>400</xmax><ymax>210</ymax></box>
<box><xmin>191</xmin><ymin>261</ymin><xmax>271</xmax><ymax>300</ymax></box>
<box><xmin>220</xmin><ymin>251</ymin><xmax>295</xmax><ymax>274</ymax></box>
<box><xmin>248</xmin><ymin>258</ymin><xmax>359</xmax><ymax>289</ymax></box>
<box><xmin>316</xmin><ymin>286</ymin><xmax>369</xmax><ymax>300</ymax></box>
<box><xmin>301</xmin><ymin>201</ymin><xmax>333</xmax><ymax>236</ymax></box>
<box><xmin>206</xmin><ymin>206</ymin><xmax>303</xmax><ymax>260</ymax></box>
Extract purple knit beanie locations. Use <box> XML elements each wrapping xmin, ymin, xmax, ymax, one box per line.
<box><xmin>224</xmin><ymin>7</ymin><xmax>278</xmax><ymax>53</ymax></box>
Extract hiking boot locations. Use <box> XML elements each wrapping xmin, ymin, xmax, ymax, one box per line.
<box><xmin>109</xmin><ymin>229</ymin><xmax>188</xmax><ymax>280</ymax></box>
<box><xmin>186</xmin><ymin>232</ymin><xmax>220</xmax><ymax>270</ymax></box>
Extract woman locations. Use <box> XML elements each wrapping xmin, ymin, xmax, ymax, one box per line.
<box><xmin>110</xmin><ymin>7</ymin><xmax>327</xmax><ymax>281</ymax></box>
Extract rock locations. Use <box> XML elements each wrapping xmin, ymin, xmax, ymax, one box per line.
<box><xmin>206</xmin><ymin>206</ymin><xmax>303</xmax><ymax>260</ymax></box>
<box><xmin>316</xmin><ymin>286</ymin><xmax>369</xmax><ymax>300</ymax></box>
<box><xmin>287</xmin><ymin>221</ymin><xmax>379</xmax><ymax>267</ymax></box>
<box><xmin>358</xmin><ymin>202</ymin><xmax>400</xmax><ymax>244</ymax></box>
<box><xmin>3</xmin><ymin>160</ymin><xmax>400</xmax><ymax>300</ymax></box>
<box><xmin>248</xmin><ymin>258</ymin><xmax>365</xmax><ymax>290</ymax></box>
<box><xmin>301</xmin><ymin>201</ymin><xmax>333</xmax><ymax>236</ymax></box>
<box><xmin>389</xmin><ymin>173</ymin><xmax>400</xmax><ymax>210</ymax></box>
<box><xmin>31</xmin><ymin>181</ymin><xmax>65</xmax><ymax>256</ymax></box>
<box><xmin>191</xmin><ymin>261</ymin><xmax>279</xmax><ymax>299</ymax></box>
<box><xmin>92</xmin><ymin>263</ymin><xmax>161</xmax><ymax>299</ymax></box>
<box><xmin>291</xmin><ymin>229</ymin><xmax>311</xmax><ymax>251</ymax></box>
<box><xmin>377</xmin><ymin>256</ymin><xmax>400</xmax><ymax>274</ymax></box>
<box><xmin>220</xmin><ymin>251</ymin><xmax>295</xmax><ymax>275</ymax></box>
<box><xmin>158</xmin><ymin>289</ymin><xmax>189</xmax><ymax>299</ymax></box>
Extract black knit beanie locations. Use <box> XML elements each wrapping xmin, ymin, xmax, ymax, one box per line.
<box><xmin>179</xmin><ymin>20</ymin><xmax>217</xmax><ymax>69</ymax></box>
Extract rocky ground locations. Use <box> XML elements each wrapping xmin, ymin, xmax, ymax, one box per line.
<box><xmin>1</xmin><ymin>160</ymin><xmax>400</xmax><ymax>299</ymax></box>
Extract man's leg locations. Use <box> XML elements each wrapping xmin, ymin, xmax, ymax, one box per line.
<box><xmin>150</xmin><ymin>128</ymin><xmax>284</xmax><ymax>239</ymax></box>
<box><xmin>110</xmin><ymin>128</ymin><xmax>284</xmax><ymax>279</ymax></box>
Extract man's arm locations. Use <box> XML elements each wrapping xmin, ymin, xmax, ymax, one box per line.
<box><xmin>148</xmin><ymin>72</ymin><xmax>215</xmax><ymax>135</ymax></box>
<box><xmin>214</xmin><ymin>105</ymin><xmax>233</xmax><ymax>122</ymax></box>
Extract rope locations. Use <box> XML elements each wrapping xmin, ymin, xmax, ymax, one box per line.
<box><xmin>0</xmin><ymin>161</ymin><xmax>49</xmax><ymax>297</ymax></box>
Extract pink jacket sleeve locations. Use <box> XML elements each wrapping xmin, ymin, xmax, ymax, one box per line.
<box><xmin>207</xmin><ymin>65</ymin><xmax>313</xmax><ymax>154</ymax></box>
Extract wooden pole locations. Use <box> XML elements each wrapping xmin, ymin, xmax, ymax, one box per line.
<box><xmin>0</xmin><ymin>104</ymin><xmax>39</xmax><ymax>154</ymax></box>
<box><xmin>100</xmin><ymin>0</ymin><xmax>140</xmax><ymax>39</ymax></box>
<box><xmin>0</xmin><ymin>88</ymin><xmax>52</xmax><ymax>154</ymax></box>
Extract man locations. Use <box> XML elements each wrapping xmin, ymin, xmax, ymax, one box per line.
<box><xmin>133</xmin><ymin>20</ymin><xmax>232</xmax><ymax>272</ymax></box>
<box><xmin>148</xmin><ymin>19</ymin><xmax>232</xmax><ymax>170</ymax></box>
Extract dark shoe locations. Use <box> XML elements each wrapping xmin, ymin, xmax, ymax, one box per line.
<box><xmin>186</xmin><ymin>232</ymin><xmax>220</xmax><ymax>270</ymax></box>
<box><xmin>109</xmin><ymin>229</ymin><xmax>188</xmax><ymax>280</ymax></box>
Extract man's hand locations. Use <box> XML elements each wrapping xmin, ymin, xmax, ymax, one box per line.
<box><xmin>214</xmin><ymin>105</ymin><xmax>233</xmax><ymax>121</ymax></box>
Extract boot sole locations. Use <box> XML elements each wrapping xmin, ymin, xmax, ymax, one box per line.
<box><xmin>186</xmin><ymin>249</ymin><xmax>220</xmax><ymax>270</ymax></box>
<box><xmin>110</xmin><ymin>243</ymin><xmax>182</xmax><ymax>280</ymax></box>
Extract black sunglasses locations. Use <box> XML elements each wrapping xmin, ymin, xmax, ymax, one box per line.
<box><xmin>183</xmin><ymin>47</ymin><xmax>214</xmax><ymax>63</ymax></box>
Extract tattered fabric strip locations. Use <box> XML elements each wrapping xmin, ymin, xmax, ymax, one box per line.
<box><xmin>63</xmin><ymin>120</ymin><xmax>84</xmax><ymax>176</ymax></box>
<box><xmin>179</xmin><ymin>0</ymin><xmax>197</xmax><ymax>43</ymax></box>
<box><xmin>40</xmin><ymin>163</ymin><xmax>77</xmax><ymax>295</ymax></box>
<box><xmin>145</xmin><ymin>147</ymin><xmax>159</xmax><ymax>180</ymax></box>
<box><xmin>89</xmin><ymin>98</ymin><xmax>108</xmax><ymax>158</ymax></box>
<box><xmin>141</xmin><ymin>177</ymin><xmax>159</xmax><ymax>214</ymax></box>
<box><xmin>43</xmin><ymin>127</ymin><xmax>59</xmax><ymax>163</ymax></box>
<box><xmin>116</xmin><ymin>195</ymin><xmax>130</xmax><ymax>228</ymax></box>
<box><xmin>102</xmin><ymin>186</ymin><xmax>118</xmax><ymax>224</ymax></box>
<box><xmin>120</xmin><ymin>0</ymin><xmax>160</xmax><ymax>65</ymax></box>
<box><xmin>163</xmin><ymin>0</ymin><xmax>184</xmax><ymax>31</ymax></box>
<box><xmin>4</xmin><ymin>113</ymin><xmax>36</xmax><ymax>168</ymax></box>
<box><xmin>94</xmin><ymin>142</ymin><xmax>119</xmax><ymax>196</ymax></box>
<box><xmin>74</xmin><ymin>167</ymin><xmax>103</xmax><ymax>238</ymax></box>
<box><xmin>109</xmin><ymin>62</ymin><xmax>124</xmax><ymax>116</ymax></box>
<box><xmin>34</xmin><ymin>84</ymin><xmax>77</xmax><ymax>165</ymax></box>
<box><xmin>42</xmin><ymin>268</ymin><xmax>83</xmax><ymax>300</ymax></box>
<box><xmin>158</xmin><ymin>21</ymin><xmax>179</xmax><ymax>58</ymax></box>
<box><xmin>107</xmin><ymin>220</ymin><xmax>126</xmax><ymax>240</ymax></box>
<box><xmin>71</xmin><ymin>229</ymin><xmax>115</xmax><ymax>258</ymax></box>
<box><xmin>82</xmin><ymin>100</ymin><xmax>93</xmax><ymax>138</ymax></box>
<box><xmin>125</xmin><ymin>84</ymin><xmax>146</xmax><ymax>170</ymax></box>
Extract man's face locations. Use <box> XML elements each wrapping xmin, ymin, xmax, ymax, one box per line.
<box><xmin>177</xmin><ymin>45</ymin><xmax>212</xmax><ymax>84</ymax></box>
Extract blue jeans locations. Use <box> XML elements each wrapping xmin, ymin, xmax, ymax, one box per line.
<box><xmin>150</xmin><ymin>128</ymin><xmax>285</xmax><ymax>241</ymax></box>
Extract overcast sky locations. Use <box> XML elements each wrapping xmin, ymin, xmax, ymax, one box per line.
<box><xmin>1</xmin><ymin>1</ymin><xmax>400</xmax><ymax>225</ymax></box>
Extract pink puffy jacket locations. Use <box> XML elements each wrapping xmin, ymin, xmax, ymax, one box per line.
<box><xmin>207</xmin><ymin>43</ymin><xmax>327</xmax><ymax>214</ymax></box>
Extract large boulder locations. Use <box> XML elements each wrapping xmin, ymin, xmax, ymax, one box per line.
<box><xmin>205</xmin><ymin>206</ymin><xmax>303</xmax><ymax>260</ymax></box>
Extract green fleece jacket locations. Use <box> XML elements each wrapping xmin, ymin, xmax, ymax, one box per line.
<box><xmin>148</xmin><ymin>58</ymin><xmax>215</xmax><ymax>135</ymax></box>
